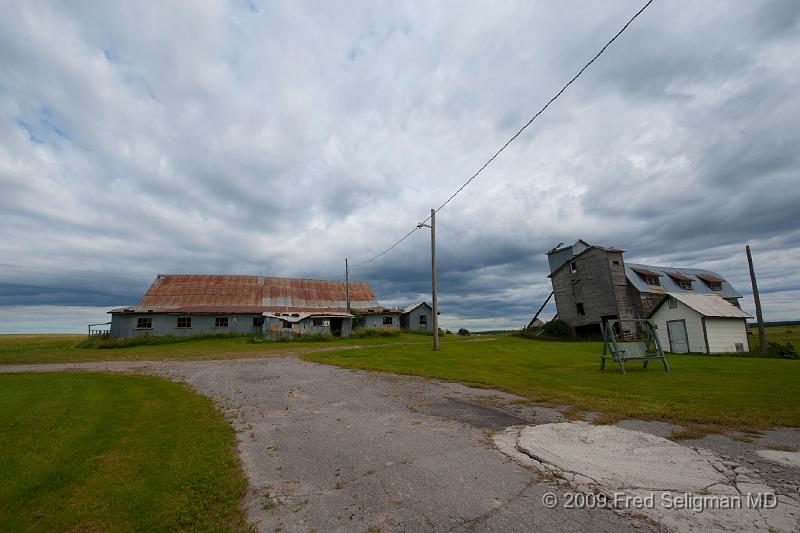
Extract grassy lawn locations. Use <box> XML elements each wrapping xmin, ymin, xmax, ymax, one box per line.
<box><xmin>753</xmin><ymin>324</ymin><xmax>799</xmax><ymax>346</ymax></box>
<box><xmin>304</xmin><ymin>334</ymin><xmax>800</xmax><ymax>430</ymax></box>
<box><xmin>0</xmin><ymin>372</ymin><xmax>249</xmax><ymax>532</ymax></box>
<box><xmin>0</xmin><ymin>332</ymin><xmax>438</xmax><ymax>365</ymax></box>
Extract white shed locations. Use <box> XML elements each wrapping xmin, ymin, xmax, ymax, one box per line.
<box><xmin>649</xmin><ymin>293</ymin><xmax>751</xmax><ymax>354</ymax></box>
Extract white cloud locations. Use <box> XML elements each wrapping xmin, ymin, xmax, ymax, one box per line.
<box><xmin>0</xmin><ymin>0</ymin><xmax>798</xmax><ymax>331</ymax></box>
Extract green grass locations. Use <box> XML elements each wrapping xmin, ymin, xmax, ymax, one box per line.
<box><xmin>0</xmin><ymin>372</ymin><xmax>249</xmax><ymax>532</ymax></box>
<box><xmin>303</xmin><ymin>335</ymin><xmax>800</xmax><ymax>430</ymax></box>
<box><xmin>0</xmin><ymin>332</ymin><xmax>437</xmax><ymax>365</ymax></box>
<box><xmin>752</xmin><ymin>324</ymin><xmax>799</xmax><ymax>346</ymax></box>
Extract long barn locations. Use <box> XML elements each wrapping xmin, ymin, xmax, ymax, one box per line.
<box><xmin>109</xmin><ymin>274</ymin><xmax>433</xmax><ymax>339</ymax></box>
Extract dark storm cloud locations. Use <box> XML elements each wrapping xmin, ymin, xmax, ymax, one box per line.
<box><xmin>1</xmin><ymin>0</ymin><xmax>798</xmax><ymax>332</ymax></box>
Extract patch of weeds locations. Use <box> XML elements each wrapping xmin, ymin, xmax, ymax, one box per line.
<box><xmin>335</xmin><ymin>481</ymin><xmax>345</xmax><ymax>490</ymax></box>
<box><xmin>765</xmin><ymin>443</ymin><xmax>799</xmax><ymax>452</ymax></box>
<box><xmin>365</xmin><ymin>469</ymin><xmax>375</xmax><ymax>476</ymax></box>
<box><xmin>668</xmin><ymin>424</ymin><xmax>726</xmax><ymax>441</ymax></box>
<box><xmin>508</xmin><ymin>398</ymin><xmax>533</xmax><ymax>406</ymax></box>
<box><xmin>589</xmin><ymin>412</ymin><xmax>622</xmax><ymax>425</ymax></box>
<box><xmin>407</xmin><ymin>404</ymin><xmax>417</xmax><ymax>413</ymax></box>
<box><xmin>76</xmin><ymin>332</ymin><xmax>250</xmax><ymax>349</ymax></box>
<box><xmin>733</xmin><ymin>436</ymin><xmax>754</xmax><ymax>443</ymax></box>
<box><xmin>562</xmin><ymin>406</ymin><xmax>585</xmax><ymax>421</ymax></box>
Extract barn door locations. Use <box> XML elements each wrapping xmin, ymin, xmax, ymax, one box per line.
<box><xmin>667</xmin><ymin>320</ymin><xmax>688</xmax><ymax>353</ymax></box>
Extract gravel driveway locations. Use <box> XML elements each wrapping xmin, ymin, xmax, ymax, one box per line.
<box><xmin>4</xmin><ymin>356</ymin><xmax>798</xmax><ymax>532</ymax></box>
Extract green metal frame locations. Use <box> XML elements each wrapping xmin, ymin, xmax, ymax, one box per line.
<box><xmin>600</xmin><ymin>319</ymin><xmax>669</xmax><ymax>374</ymax></box>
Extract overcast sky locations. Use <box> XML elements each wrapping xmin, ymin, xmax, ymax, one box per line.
<box><xmin>1</xmin><ymin>0</ymin><xmax>798</xmax><ymax>333</ymax></box>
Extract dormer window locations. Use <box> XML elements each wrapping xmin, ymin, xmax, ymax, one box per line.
<box><xmin>666</xmin><ymin>272</ymin><xmax>694</xmax><ymax>291</ymax></box>
<box><xmin>631</xmin><ymin>267</ymin><xmax>661</xmax><ymax>287</ymax></box>
<box><xmin>696</xmin><ymin>273</ymin><xmax>725</xmax><ymax>291</ymax></box>
<box><xmin>570</xmin><ymin>261</ymin><xmax>578</xmax><ymax>273</ymax></box>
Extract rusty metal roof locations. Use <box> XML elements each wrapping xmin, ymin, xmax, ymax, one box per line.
<box><xmin>631</xmin><ymin>267</ymin><xmax>661</xmax><ymax>278</ymax></box>
<box><xmin>113</xmin><ymin>274</ymin><xmax>380</xmax><ymax>314</ymax></box>
<box><xmin>666</xmin><ymin>271</ymin><xmax>694</xmax><ymax>282</ymax></box>
<box><xmin>695</xmin><ymin>273</ymin><xmax>725</xmax><ymax>283</ymax></box>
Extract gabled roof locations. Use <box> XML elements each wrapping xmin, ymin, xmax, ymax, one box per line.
<box><xmin>111</xmin><ymin>274</ymin><xmax>379</xmax><ymax>314</ymax></box>
<box><xmin>626</xmin><ymin>263</ymin><xmax>741</xmax><ymax>299</ymax></box>
<box><xmin>652</xmin><ymin>293</ymin><xmax>751</xmax><ymax>319</ymax></box>
<box><xmin>402</xmin><ymin>302</ymin><xmax>432</xmax><ymax>313</ymax></box>
<box><xmin>547</xmin><ymin>243</ymin><xmax>625</xmax><ymax>277</ymax></box>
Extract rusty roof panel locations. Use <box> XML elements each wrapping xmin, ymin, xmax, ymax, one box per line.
<box><xmin>666</xmin><ymin>271</ymin><xmax>694</xmax><ymax>282</ymax></box>
<box><xmin>131</xmin><ymin>274</ymin><xmax>379</xmax><ymax>313</ymax></box>
<box><xmin>631</xmin><ymin>267</ymin><xmax>661</xmax><ymax>278</ymax></box>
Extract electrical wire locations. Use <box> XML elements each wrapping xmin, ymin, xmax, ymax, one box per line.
<box><xmin>352</xmin><ymin>0</ymin><xmax>655</xmax><ymax>268</ymax></box>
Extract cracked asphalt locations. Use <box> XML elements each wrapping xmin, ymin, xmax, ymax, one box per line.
<box><xmin>3</xmin><ymin>356</ymin><xmax>798</xmax><ymax>532</ymax></box>
<box><xmin>2</xmin><ymin>357</ymin><xmax>641</xmax><ymax>532</ymax></box>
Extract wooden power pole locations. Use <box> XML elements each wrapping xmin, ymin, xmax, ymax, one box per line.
<box><xmin>418</xmin><ymin>209</ymin><xmax>439</xmax><ymax>351</ymax></box>
<box><xmin>345</xmin><ymin>257</ymin><xmax>350</xmax><ymax>313</ymax></box>
<box><xmin>746</xmin><ymin>245</ymin><xmax>767</xmax><ymax>353</ymax></box>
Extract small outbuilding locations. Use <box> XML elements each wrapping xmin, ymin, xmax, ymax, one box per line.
<box><xmin>649</xmin><ymin>293</ymin><xmax>751</xmax><ymax>354</ymax></box>
<box><xmin>263</xmin><ymin>311</ymin><xmax>353</xmax><ymax>340</ymax></box>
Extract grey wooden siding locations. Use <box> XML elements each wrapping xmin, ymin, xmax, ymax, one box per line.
<box><xmin>361</xmin><ymin>314</ymin><xmax>401</xmax><ymax>329</ymax></box>
<box><xmin>399</xmin><ymin>304</ymin><xmax>433</xmax><ymax>332</ymax></box>
<box><xmin>110</xmin><ymin>313</ymin><xmax>263</xmax><ymax>338</ymax></box>
<box><xmin>552</xmin><ymin>247</ymin><xmax>621</xmax><ymax>333</ymax></box>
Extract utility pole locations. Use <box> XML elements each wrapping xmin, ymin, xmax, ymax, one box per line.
<box><xmin>418</xmin><ymin>209</ymin><xmax>439</xmax><ymax>351</ymax></box>
<box><xmin>345</xmin><ymin>257</ymin><xmax>350</xmax><ymax>314</ymax></box>
<box><xmin>746</xmin><ymin>245</ymin><xmax>767</xmax><ymax>353</ymax></box>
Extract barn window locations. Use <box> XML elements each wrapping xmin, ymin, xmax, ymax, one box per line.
<box><xmin>281</xmin><ymin>320</ymin><xmax>292</xmax><ymax>329</ymax></box>
<box><xmin>253</xmin><ymin>316</ymin><xmax>265</xmax><ymax>327</ymax></box>
<box><xmin>645</xmin><ymin>275</ymin><xmax>660</xmax><ymax>286</ymax></box>
<box><xmin>679</xmin><ymin>280</ymin><xmax>692</xmax><ymax>290</ymax></box>
<box><xmin>570</xmin><ymin>261</ymin><xmax>578</xmax><ymax>273</ymax></box>
<box><xmin>312</xmin><ymin>318</ymin><xmax>325</xmax><ymax>327</ymax></box>
<box><xmin>177</xmin><ymin>317</ymin><xmax>191</xmax><ymax>328</ymax></box>
<box><xmin>419</xmin><ymin>314</ymin><xmax>427</xmax><ymax>325</ymax></box>
<box><xmin>708</xmin><ymin>281</ymin><xmax>722</xmax><ymax>291</ymax></box>
<box><xmin>668</xmin><ymin>298</ymin><xmax>677</xmax><ymax>309</ymax></box>
<box><xmin>382</xmin><ymin>316</ymin><xmax>393</xmax><ymax>325</ymax></box>
<box><xmin>575</xmin><ymin>303</ymin><xmax>585</xmax><ymax>316</ymax></box>
<box><xmin>612</xmin><ymin>260</ymin><xmax>620</xmax><ymax>265</ymax></box>
<box><xmin>136</xmin><ymin>317</ymin><xmax>152</xmax><ymax>329</ymax></box>
<box><xmin>215</xmin><ymin>317</ymin><xmax>228</xmax><ymax>328</ymax></box>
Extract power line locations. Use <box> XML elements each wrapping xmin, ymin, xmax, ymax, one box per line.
<box><xmin>352</xmin><ymin>226</ymin><xmax>420</xmax><ymax>267</ymax></box>
<box><xmin>352</xmin><ymin>0</ymin><xmax>655</xmax><ymax>268</ymax></box>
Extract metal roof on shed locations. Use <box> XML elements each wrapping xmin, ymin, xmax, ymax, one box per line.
<box><xmin>662</xmin><ymin>293</ymin><xmax>751</xmax><ymax>318</ymax></box>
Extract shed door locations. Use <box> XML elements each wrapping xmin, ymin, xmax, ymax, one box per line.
<box><xmin>667</xmin><ymin>320</ymin><xmax>688</xmax><ymax>353</ymax></box>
